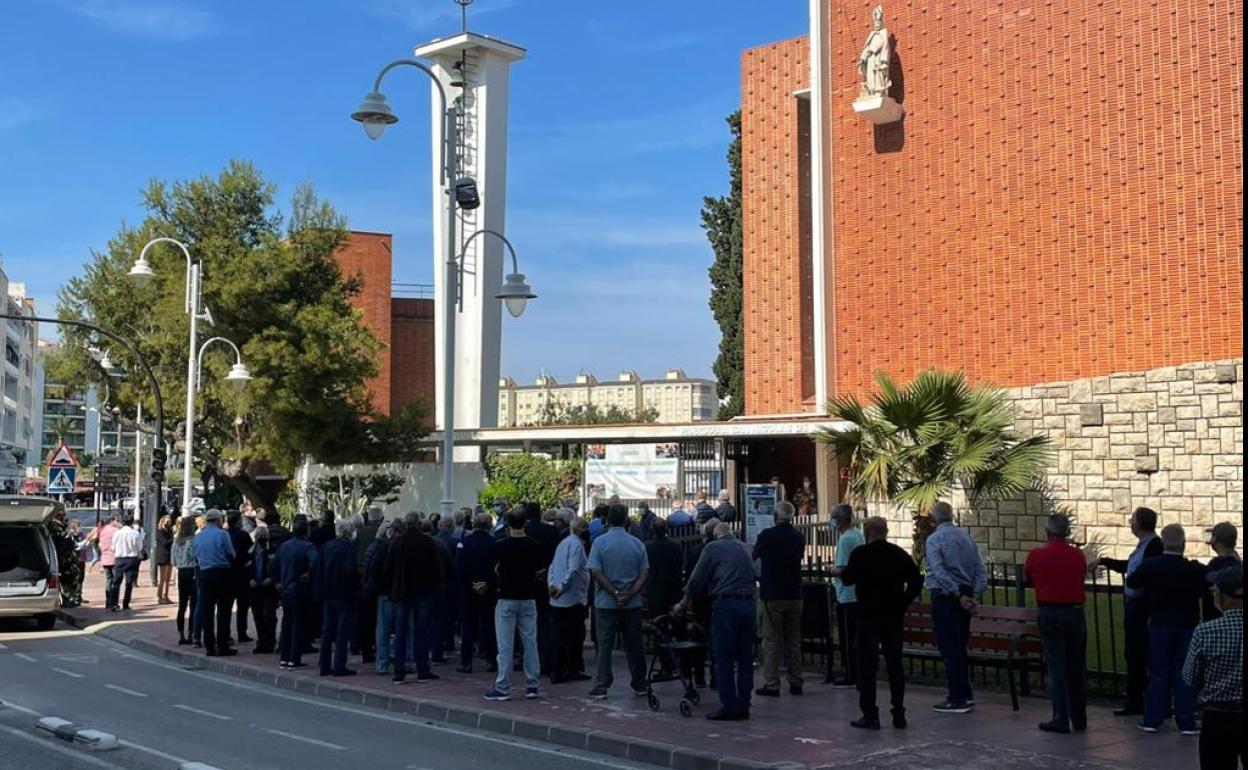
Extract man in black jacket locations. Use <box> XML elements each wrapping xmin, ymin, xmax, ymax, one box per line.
<box><xmin>457</xmin><ymin>513</ymin><xmax>499</xmax><ymax>673</ymax></box>
<box><xmin>833</xmin><ymin>516</ymin><xmax>923</xmax><ymax>730</ymax></box>
<box><xmin>383</xmin><ymin>513</ymin><xmax>446</xmax><ymax>684</ymax></box>
<box><xmin>524</xmin><ymin>502</ymin><xmax>560</xmax><ymax>676</ymax></box>
<box><xmin>753</xmin><ymin>501</ymin><xmax>806</xmax><ymax>697</ymax></box>
<box><xmin>1097</xmin><ymin>506</ymin><xmax>1164</xmax><ymax>716</ymax></box>
<box><xmin>226</xmin><ymin>512</ymin><xmax>254</xmax><ymax>645</ymax></box>
<box><xmin>314</xmin><ymin>519</ymin><xmax>359</xmax><ymax>677</ymax></box>
<box><xmin>1126</xmin><ymin>524</ymin><xmax>1207</xmax><ymax>735</ymax></box>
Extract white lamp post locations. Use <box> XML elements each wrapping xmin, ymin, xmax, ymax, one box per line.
<box><xmin>352</xmin><ymin>64</ymin><xmax>535</xmax><ymax>519</ymax></box>
<box><xmin>128</xmin><ymin>237</ymin><xmax>237</xmax><ymax>516</ymax></box>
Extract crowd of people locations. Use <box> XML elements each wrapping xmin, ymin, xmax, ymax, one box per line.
<box><xmin>120</xmin><ymin>494</ymin><xmax>1241</xmax><ymax>765</ymax></box>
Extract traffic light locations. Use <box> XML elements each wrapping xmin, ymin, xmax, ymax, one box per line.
<box><xmin>150</xmin><ymin>445</ymin><xmax>167</xmax><ymax>484</ymax></box>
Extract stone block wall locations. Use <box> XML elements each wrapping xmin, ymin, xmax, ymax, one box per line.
<box><xmin>877</xmin><ymin>358</ymin><xmax>1243</xmax><ymax>564</ymax></box>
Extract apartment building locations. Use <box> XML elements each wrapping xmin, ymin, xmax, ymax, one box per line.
<box><xmin>0</xmin><ymin>272</ymin><xmax>38</xmax><ymax>489</ymax></box>
<box><xmin>498</xmin><ymin>369</ymin><xmax>717</xmax><ymax>427</ymax></box>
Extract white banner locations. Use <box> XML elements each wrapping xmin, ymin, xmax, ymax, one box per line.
<box><xmin>743</xmin><ymin>483</ymin><xmax>778</xmax><ymax>544</ymax></box>
<box><xmin>584</xmin><ymin>443</ymin><xmax>679</xmax><ymax>500</ymax></box>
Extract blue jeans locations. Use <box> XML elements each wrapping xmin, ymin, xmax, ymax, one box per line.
<box><xmin>1143</xmin><ymin>624</ymin><xmax>1197</xmax><ymax>731</ymax></box>
<box><xmin>375</xmin><ymin>596</ymin><xmax>393</xmax><ymax>674</ymax></box>
<box><xmin>494</xmin><ymin>599</ymin><xmax>539</xmax><ymax>694</ymax></box>
<box><xmin>931</xmin><ymin>594</ymin><xmax>974</xmax><ymax>703</ymax></box>
<box><xmin>318</xmin><ymin>599</ymin><xmax>354</xmax><ymax>674</ymax></box>
<box><xmin>711</xmin><ymin>599</ymin><xmax>756</xmax><ymax>715</ymax></box>
<box><xmin>392</xmin><ymin>596</ymin><xmax>434</xmax><ymax>681</ymax></box>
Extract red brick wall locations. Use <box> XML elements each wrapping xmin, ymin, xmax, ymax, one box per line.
<box><xmin>741</xmin><ymin>0</ymin><xmax>1244</xmax><ymax>409</ymax></box>
<box><xmin>741</xmin><ymin>36</ymin><xmax>812</xmax><ymax>415</ymax></box>
<box><xmin>333</xmin><ymin>231</ymin><xmax>393</xmax><ymax>415</ymax></box>
<box><xmin>390</xmin><ymin>297</ymin><xmax>435</xmax><ymax>426</ymax></box>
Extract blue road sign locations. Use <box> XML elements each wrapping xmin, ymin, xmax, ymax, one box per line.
<box><xmin>47</xmin><ymin>466</ymin><xmax>77</xmax><ymax>494</ymax></box>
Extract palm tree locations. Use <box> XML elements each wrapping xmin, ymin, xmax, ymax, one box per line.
<box><xmin>817</xmin><ymin>369</ymin><xmax>1053</xmax><ymax>557</ymax></box>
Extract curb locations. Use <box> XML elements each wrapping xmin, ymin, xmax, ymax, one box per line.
<box><xmin>57</xmin><ymin>610</ymin><xmax>780</xmax><ymax>770</ymax></box>
<box><xmin>35</xmin><ymin>716</ymin><xmax>120</xmax><ymax>750</ymax></box>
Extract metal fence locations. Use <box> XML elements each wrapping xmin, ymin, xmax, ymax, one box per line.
<box><xmin>651</xmin><ymin>518</ymin><xmax>1128</xmax><ymax>698</ymax></box>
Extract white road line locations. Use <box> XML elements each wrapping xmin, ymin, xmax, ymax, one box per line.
<box><xmin>265</xmin><ymin>728</ymin><xmax>346</xmax><ymax>750</ymax></box>
<box><xmin>51</xmin><ymin>667</ymin><xmax>85</xmax><ymax>679</ymax></box>
<box><xmin>0</xmin><ymin>695</ymin><xmax>191</xmax><ymax>766</ymax></box>
<box><xmin>117</xmin><ymin>738</ymin><xmax>191</xmax><ymax>764</ymax></box>
<box><xmin>0</xmin><ymin>641</ymin><xmax>8</xmax><ymax>649</ymax></box>
<box><xmin>87</xmin><ymin>639</ymin><xmax>649</xmax><ymax>770</ymax></box>
<box><xmin>173</xmin><ymin>704</ymin><xmax>230</xmax><ymax>721</ymax></box>
<box><xmin>103</xmin><ymin>683</ymin><xmax>147</xmax><ymax>698</ymax></box>
<box><xmin>13</xmin><ymin>652</ymin><xmax>37</xmax><ymax>662</ymax></box>
<box><xmin>0</xmin><ymin>723</ymin><xmax>124</xmax><ymax>769</ymax></box>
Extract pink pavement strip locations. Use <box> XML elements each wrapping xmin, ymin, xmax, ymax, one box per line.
<box><xmin>62</xmin><ymin>571</ymin><xmax>1194</xmax><ymax>770</ymax></box>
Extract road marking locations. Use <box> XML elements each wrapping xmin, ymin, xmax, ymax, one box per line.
<box><xmin>51</xmin><ymin>667</ymin><xmax>85</xmax><ymax>679</ymax></box>
<box><xmin>14</xmin><ymin>652</ymin><xmax>37</xmax><ymax>662</ymax></box>
<box><xmin>0</xmin><ymin>642</ymin><xmax>8</xmax><ymax>649</ymax></box>
<box><xmin>86</xmin><ymin>638</ymin><xmax>651</xmax><ymax>770</ymax></box>
<box><xmin>117</xmin><ymin>738</ymin><xmax>191</xmax><ymax>764</ymax></box>
<box><xmin>0</xmin><ymin>723</ymin><xmax>124</xmax><ymax>769</ymax></box>
<box><xmin>173</xmin><ymin>703</ymin><xmax>230</xmax><ymax>721</ymax></box>
<box><xmin>103</xmin><ymin>683</ymin><xmax>147</xmax><ymax>698</ymax></box>
<box><xmin>265</xmin><ymin>728</ymin><xmax>346</xmax><ymax>750</ymax></box>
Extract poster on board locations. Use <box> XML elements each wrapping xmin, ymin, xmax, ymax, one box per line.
<box><xmin>584</xmin><ymin>443</ymin><xmax>680</xmax><ymax>501</ymax></box>
<box><xmin>743</xmin><ymin>483</ymin><xmax>778</xmax><ymax>544</ymax></box>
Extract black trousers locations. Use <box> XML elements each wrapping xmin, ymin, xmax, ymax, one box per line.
<box><xmin>858</xmin><ymin>617</ymin><xmax>906</xmax><ymax>718</ymax></box>
<box><xmin>102</xmin><ymin>565</ymin><xmax>117</xmax><ymax>608</ymax></box>
<box><xmin>836</xmin><ymin>602</ymin><xmax>860</xmax><ymax>683</ymax></box>
<box><xmin>1037</xmin><ymin>605</ymin><xmax>1088</xmax><ymax>728</ymax></box>
<box><xmin>1200</xmin><ymin>709</ymin><xmax>1246</xmax><ymax>770</ymax></box>
<box><xmin>199</xmin><ymin>568</ymin><xmax>234</xmax><ymax>654</ymax></box>
<box><xmin>279</xmin><ymin>595</ymin><xmax>308</xmax><ymax>665</ymax></box>
<box><xmin>251</xmin><ymin>587</ymin><xmax>279</xmax><ymax>653</ymax></box>
<box><xmin>460</xmin><ymin>591</ymin><xmax>496</xmax><ymax>668</ymax></box>
<box><xmin>356</xmin><ymin>593</ymin><xmax>377</xmax><ymax>662</ymax></box>
<box><xmin>233</xmin><ymin>571</ymin><xmax>250</xmax><ymax>638</ymax></box>
<box><xmin>176</xmin><ymin>567</ymin><xmax>197</xmax><ymax>640</ymax></box>
<box><xmin>552</xmin><ymin>604</ymin><xmax>588</xmax><ymax>677</ymax></box>
<box><xmin>535</xmin><ymin>594</ymin><xmax>557</xmax><ymax>675</ymax></box>
<box><xmin>1123</xmin><ymin>599</ymin><xmax>1150</xmax><ymax>708</ymax></box>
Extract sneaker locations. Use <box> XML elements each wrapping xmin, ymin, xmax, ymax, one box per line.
<box><xmin>416</xmin><ymin>672</ymin><xmax>440</xmax><ymax>683</ymax></box>
<box><xmin>279</xmin><ymin>661</ymin><xmax>291</xmax><ymax>669</ymax></box>
<box><xmin>851</xmin><ymin>716</ymin><xmax>882</xmax><ymax>730</ymax></box>
<box><xmin>392</xmin><ymin>676</ymin><xmax>408</xmax><ymax>685</ymax></box>
<box><xmin>830</xmin><ymin>678</ymin><xmax>856</xmax><ymax>689</ymax></box>
<box><xmin>1179</xmin><ymin>728</ymin><xmax>1201</xmax><ymax>736</ymax></box>
<box><xmin>588</xmin><ymin>688</ymin><xmax>609</xmax><ymax>700</ymax></box>
<box><xmin>931</xmin><ymin>700</ymin><xmax>972</xmax><ymax>714</ymax></box>
<box><xmin>1137</xmin><ymin>722</ymin><xmax>1159</xmax><ymax>733</ymax></box>
<box><xmin>631</xmin><ymin>686</ymin><xmax>650</xmax><ymax>697</ymax></box>
<box><xmin>525</xmin><ymin>687</ymin><xmax>541</xmax><ymax>700</ymax></box>
<box><xmin>754</xmin><ymin>687</ymin><xmax>781</xmax><ymax>697</ymax></box>
<box><xmin>484</xmin><ymin>688</ymin><xmax>512</xmax><ymax>701</ymax></box>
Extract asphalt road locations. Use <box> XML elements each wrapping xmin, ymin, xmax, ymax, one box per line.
<box><xmin>0</xmin><ymin>617</ymin><xmax>660</xmax><ymax>770</ymax></box>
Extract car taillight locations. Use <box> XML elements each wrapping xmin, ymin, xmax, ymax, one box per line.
<box><xmin>47</xmin><ymin>576</ymin><xmax>59</xmax><ymax>591</ymax></box>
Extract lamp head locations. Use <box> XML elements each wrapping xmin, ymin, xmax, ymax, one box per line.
<box><xmin>351</xmin><ymin>91</ymin><xmax>399</xmax><ymax>140</ymax></box>
<box><xmin>128</xmin><ymin>257</ymin><xmax>156</xmax><ymax>287</ymax></box>
<box><xmin>496</xmin><ymin>273</ymin><xmax>536</xmax><ymax>318</ymax></box>
<box><xmin>225</xmin><ymin>362</ymin><xmax>253</xmax><ymax>391</ymax></box>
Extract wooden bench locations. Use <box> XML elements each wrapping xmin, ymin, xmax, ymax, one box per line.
<box><xmin>901</xmin><ymin>602</ymin><xmax>1043</xmax><ymax>711</ymax></box>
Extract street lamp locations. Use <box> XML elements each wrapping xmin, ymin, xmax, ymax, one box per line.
<box><xmin>195</xmin><ymin>337</ymin><xmax>252</xmax><ymax>390</ymax></box>
<box><xmin>458</xmin><ymin>228</ymin><xmax>537</xmax><ymax>319</ymax></box>
<box><xmin>353</xmin><ymin>63</ymin><xmax>536</xmax><ymax>519</ymax></box>
<box><xmin>128</xmin><ymin>237</ymin><xmax>237</xmax><ymax>516</ymax></box>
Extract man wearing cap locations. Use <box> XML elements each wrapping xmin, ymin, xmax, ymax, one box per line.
<box><xmin>1202</xmin><ymin>523</ymin><xmax>1242</xmax><ymax>620</ymax></box>
<box><xmin>193</xmin><ymin>509</ymin><xmax>237</xmax><ymax>657</ymax></box>
<box><xmin>829</xmin><ymin>504</ymin><xmax>864</xmax><ymax>688</ymax></box>
<box><xmin>1127</xmin><ymin>523</ymin><xmax>1208</xmax><ymax>735</ymax></box>
<box><xmin>1183</xmin><ymin>565</ymin><xmax>1244</xmax><ymax>770</ymax></box>
<box><xmin>1024</xmin><ymin>514</ymin><xmax>1089</xmax><ymax>734</ymax></box>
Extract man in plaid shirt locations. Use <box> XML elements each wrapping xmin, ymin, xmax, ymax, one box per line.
<box><xmin>1182</xmin><ymin>564</ymin><xmax>1243</xmax><ymax>770</ymax></box>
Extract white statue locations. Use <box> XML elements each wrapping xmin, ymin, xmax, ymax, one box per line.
<box><xmin>858</xmin><ymin>5</ymin><xmax>891</xmax><ymax>98</ymax></box>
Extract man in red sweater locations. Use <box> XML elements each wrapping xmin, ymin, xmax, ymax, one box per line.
<box><xmin>1024</xmin><ymin>514</ymin><xmax>1089</xmax><ymax>734</ymax></box>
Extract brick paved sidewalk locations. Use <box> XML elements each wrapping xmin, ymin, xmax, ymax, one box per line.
<box><xmin>61</xmin><ymin>571</ymin><xmax>1198</xmax><ymax>770</ymax></box>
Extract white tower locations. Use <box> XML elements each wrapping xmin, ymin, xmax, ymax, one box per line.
<box><xmin>415</xmin><ymin>31</ymin><xmax>524</xmax><ymax>447</ymax></box>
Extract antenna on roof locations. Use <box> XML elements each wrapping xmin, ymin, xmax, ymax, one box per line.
<box><xmin>454</xmin><ymin>0</ymin><xmax>474</xmax><ymax>33</ymax></box>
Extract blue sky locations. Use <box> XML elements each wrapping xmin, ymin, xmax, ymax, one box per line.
<box><xmin>0</xmin><ymin>0</ymin><xmax>806</xmax><ymax>383</ymax></box>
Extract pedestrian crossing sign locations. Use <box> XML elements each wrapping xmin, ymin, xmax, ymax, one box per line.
<box><xmin>47</xmin><ymin>466</ymin><xmax>77</xmax><ymax>494</ymax></box>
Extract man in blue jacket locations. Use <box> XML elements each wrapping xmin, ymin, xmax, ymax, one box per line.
<box><xmin>315</xmin><ymin>519</ymin><xmax>360</xmax><ymax>677</ymax></box>
<box><xmin>273</xmin><ymin>517</ymin><xmax>318</xmax><ymax>669</ymax></box>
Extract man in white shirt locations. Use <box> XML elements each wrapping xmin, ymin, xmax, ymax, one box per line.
<box><xmin>548</xmin><ymin>514</ymin><xmax>591</xmax><ymax>683</ymax></box>
<box><xmin>111</xmin><ymin>517</ymin><xmax>145</xmax><ymax>612</ymax></box>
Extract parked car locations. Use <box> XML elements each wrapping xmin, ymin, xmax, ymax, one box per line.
<box><xmin>0</xmin><ymin>495</ymin><xmax>63</xmax><ymax>630</ymax></box>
